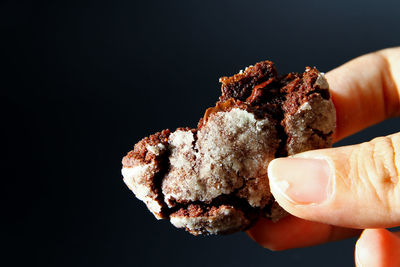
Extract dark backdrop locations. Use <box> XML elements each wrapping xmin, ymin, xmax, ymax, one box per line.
<box><xmin>3</xmin><ymin>1</ymin><xmax>400</xmax><ymax>266</ymax></box>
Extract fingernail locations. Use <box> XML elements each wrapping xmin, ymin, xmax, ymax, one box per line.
<box><xmin>268</xmin><ymin>158</ymin><xmax>333</xmax><ymax>205</ymax></box>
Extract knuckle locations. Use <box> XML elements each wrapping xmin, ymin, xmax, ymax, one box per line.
<box><xmin>354</xmin><ymin>134</ymin><xmax>400</xmax><ymax>212</ymax></box>
<box><xmin>371</xmin><ymin>135</ymin><xmax>399</xmax><ymax>185</ymax></box>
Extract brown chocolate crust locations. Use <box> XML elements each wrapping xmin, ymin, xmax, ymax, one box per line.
<box><xmin>282</xmin><ymin>67</ymin><xmax>330</xmax><ymax>116</ymax></box>
<box><xmin>219</xmin><ymin>61</ymin><xmax>277</xmax><ymax>102</ymax></box>
<box><xmin>219</xmin><ymin>64</ymin><xmax>329</xmax><ymax>112</ymax></box>
<box><xmin>122</xmin><ymin>60</ymin><xmax>336</xmax><ymax>235</ymax></box>
<box><xmin>216</xmin><ymin>63</ymin><xmax>333</xmax><ymax>157</ymax></box>
<box><xmin>122</xmin><ymin>129</ymin><xmax>171</xmax><ymax>167</ymax></box>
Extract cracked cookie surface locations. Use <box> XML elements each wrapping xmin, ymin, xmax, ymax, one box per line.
<box><xmin>122</xmin><ymin>60</ymin><xmax>336</xmax><ymax>235</ymax></box>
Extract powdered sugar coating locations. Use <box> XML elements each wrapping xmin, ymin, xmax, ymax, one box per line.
<box><xmin>146</xmin><ymin>143</ymin><xmax>166</xmax><ymax>156</ymax></box>
<box><xmin>122</xmin><ymin>164</ymin><xmax>163</xmax><ymax>218</ymax></box>
<box><xmin>285</xmin><ymin>94</ymin><xmax>336</xmax><ymax>155</ymax></box>
<box><xmin>315</xmin><ymin>72</ymin><xmax>329</xmax><ymax>89</ymax></box>
<box><xmin>161</xmin><ymin>108</ymin><xmax>279</xmax><ymax>208</ymax></box>
<box><xmin>161</xmin><ymin>130</ymin><xmax>199</xmax><ymax>206</ymax></box>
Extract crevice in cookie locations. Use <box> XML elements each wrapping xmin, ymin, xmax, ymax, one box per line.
<box><xmin>151</xmin><ymin>148</ymin><xmax>171</xmax><ymax>218</ymax></box>
<box><xmin>262</xmin><ymin>197</ymin><xmax>277</xmax><ymax>216</ymax></box>
<box><xmin>164</xmin><ymin>173</ymin><xmax>247</xmax><ymax>210</ymax></box>
<box><xmin>307</xmin><ymin>89</ymin><xmax>330</xmax><ymax>100</ymax></box>
<box><xmin>168</xmin><ymin>193</ymin><xmax>261</xmax><ymax>224</ymax></box>
<box><xmin>145</xmin><ymin>130</ymin><xmax>172</xmax><ymax>218</ymax></box>
<box><xmin>310</xmin><ymin>128</ymin><xmax>334</xmax><ymax>141</ymax></box>
<box><xmin>191</xmin><ymin>130</ymin><xmax>199</xmax><ymax>154</ymax></box>
<box><xmin>274</xmin><ymin>117</ymin><xmax>288</xmax><ymax>158</ymax></box>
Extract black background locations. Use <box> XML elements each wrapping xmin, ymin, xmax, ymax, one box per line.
<box><xmin>3</xmin><ymin>1</ymin><xmax>400</xmax><ymax>266</ymax></box>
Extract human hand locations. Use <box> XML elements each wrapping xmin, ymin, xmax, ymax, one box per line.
<box><xmin>248</xmin><ymin>47</ymin><xmax>400</xmax><ymax>266</ymax></box>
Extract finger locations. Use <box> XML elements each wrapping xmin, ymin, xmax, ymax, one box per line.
<box><xmin>325</xmin><ymin>47</ymin><xmax>400</xmax><ymax>142</ymax></box>
<box><xmin>268</xmin><ymin>132</ymin><xmax>400</xmax><ymax>229</ymax></box>
<box><xmin>355</xmin><ymin>229</ymin><xmax>400</xmax><ymax>267</ymax></box>
<box><xmin>247</xmin><ymin>215</ymin><xmax>361</xmax><ymax>251</ymax></box>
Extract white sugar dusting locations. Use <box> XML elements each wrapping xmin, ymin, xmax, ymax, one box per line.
<box><xmin>122</xmin><ymin>165</ymin><xmax>152</xmax><ymax>194</ymax></box>
<box><xmin>168</xmin><ymin>130</ymin><xmax>196</xmax><ymax>170</ymax></box>
<box><xmin>285</xmin><ymin>94</ymin><xmax>336</xmax><ymax>155</ymax></box>
<box><xmin>315</xmin><ymin>72</ymin><xmax>329</xmax><ymax>89</ymax></box>
<box><xmin>146</xmin><ymin>143</ymin><xmax>166</xmax><ymax>156</ymax></box>
<box><xmin>122</xmin><ymin>164</ymin><xmax>162</xmax><ymax>215</ymax></box>
<box><xmin>162</xmin><ymin>108</ymin><xmax>279</xmax><ymax>207</ymax></box>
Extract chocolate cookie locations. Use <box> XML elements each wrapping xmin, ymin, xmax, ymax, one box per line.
<box><xmin>122</xmin><ymin>60</ymin><xmax>336</xmax><ymax>235</ymax></box>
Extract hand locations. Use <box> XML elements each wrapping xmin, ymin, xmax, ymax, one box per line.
<box><xmin>247</xmin><ymin>47</ymin><xmax>400</xmax><ymax>266</ymax></box>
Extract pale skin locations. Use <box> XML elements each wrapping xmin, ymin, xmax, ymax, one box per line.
<box><xmin>247</xmin><ymin>47</ymin><xmax>400</xmax><ymax>266</ymax></box>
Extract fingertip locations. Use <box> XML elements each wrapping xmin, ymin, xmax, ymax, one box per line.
<box><xmin>246</xmin><ymin>216</ymin><xmax>288</xmax><ymax>251</ymax></box>
<box><xmin>247</xmin><ymin>215</ymin><xmax>305</xmax><ymax>251</ymax></box>
<box><xmin>355</xmin><ymin>229</ymin><xmax>400</xmax><ymax>267</ymax></box>
<box><xmin>247</xmin><ymin>215</ymin><xmax>334</xmax><ymax>251</ymax></box>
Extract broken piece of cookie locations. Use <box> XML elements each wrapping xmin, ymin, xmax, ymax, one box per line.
<box><xmin>121</xmin><ymin>60</ymin><xmax>336</xmax><ymax>235</ymax></box>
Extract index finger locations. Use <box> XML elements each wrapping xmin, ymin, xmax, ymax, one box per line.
<box><xmin>326</xmin><ymin>47</ymin><xmax>400</xmax><ymax>142</ymax></box>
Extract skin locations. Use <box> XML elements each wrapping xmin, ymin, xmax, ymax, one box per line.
<box><xmin>247</xmin><ymin>47</ymin><xmax>400</xmax><ymax>266</ymax></box>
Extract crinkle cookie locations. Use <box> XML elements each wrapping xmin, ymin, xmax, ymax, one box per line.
<box><xmin>121</xmin><ymin>60</ymin><xmax>336</xmax><ymax>235</ymax></box>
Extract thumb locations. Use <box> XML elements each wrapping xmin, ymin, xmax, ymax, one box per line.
<box><xmin>268</xmin><ymin>132</ymin><xmax>400</xmax><ymax>228</ymax></box>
